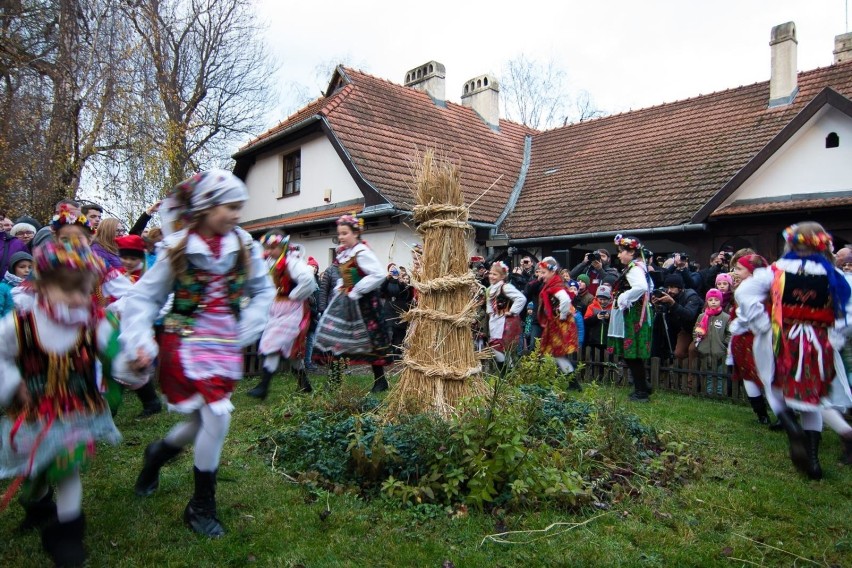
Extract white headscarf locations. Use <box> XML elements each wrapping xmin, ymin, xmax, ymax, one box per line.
<box><xmin>161</xmin><ymin>169</ymin><xmax>249</xmax><ymax>236</ymax></box>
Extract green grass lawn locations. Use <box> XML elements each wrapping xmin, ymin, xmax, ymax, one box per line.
<box><xmin>2</xmin><ymin>372</ymin><xmax>851</xmax><ymax>567</ymax></box>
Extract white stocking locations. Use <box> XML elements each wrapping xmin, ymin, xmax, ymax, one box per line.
<box><xmin>800</xmin><ymin>411</ymin><xmax>823</xmax><ymax>432</ymax></box>
<box><xmin>263</xmin><ymin>354</ymin><xmax>281</xmax><ymax>374</ymax></box>
<box><xmin>164</xmin><ymin>411</ymin><xmax>202</xmax><ymax>448</ymax></box>
<box><xmin>743</xmin><ymin>380</ymin><xmax>762</xmax><ymax>398</ymax></box>
<box><xmin>555</xmin><ymin>357</ymin><xmax>574</xmax><ymax>374</ymax></box>
<box><xmin>56</xmin><ymin>469</ymin><xmax>82</xmax><ymax>522</ymax></box>
<box><xmin>193</xmin><ymin>405</ymin><xmax>232</xmax><ymax>472</ymax></box>
<box><xmin>821</xmin><ymin>408</ymin><xmax>852</xmax><ymax>436</ymax></box>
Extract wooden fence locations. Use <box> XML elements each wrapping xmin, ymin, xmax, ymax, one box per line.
<box><xmin>578</xmin><ymin>345</ymin><xmax>747</xmax><ymax>403</ymax></box>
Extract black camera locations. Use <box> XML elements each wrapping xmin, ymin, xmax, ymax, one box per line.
<box><xmin>652</xmin><ymin>287</ymin><xmax>667</xmax><ymax>298</ymax></box>
<box><xmin>721</xmin><ymin>251</ymin><xmax>733</xmax><ymax>262</ymax></box>
<box><xmin>587</xmin><ymin>251</ymin><xmax>601</xmax><ymax>262</ymax></box>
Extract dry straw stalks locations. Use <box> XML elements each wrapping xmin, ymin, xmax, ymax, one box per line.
<box><xmin>383</xmin><ymin>150</ymin><xmax>489</xmax><ymax>420</ymax></box>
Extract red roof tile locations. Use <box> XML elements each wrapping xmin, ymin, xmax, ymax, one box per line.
<box><xmin>502</xmin><ymin>61</ymin><xmax>852</xmax><ymax>239</ymax></box>
<box><xmin>238</xmin><ymin>67</ymin><xmax>534</xmax><ymax>223</ymax></box>
<box><xmin>241</xmin><ymin>203</ymin><xmax>362</xmax><ymax>232</ymax></box>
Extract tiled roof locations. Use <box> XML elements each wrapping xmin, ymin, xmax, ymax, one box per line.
<box><xmin>502</xmin><ymin>61</ymin><xmax>852</xmax><ymax>239</ymax></box>
<box><xmin>241</xmin><ymin>203</ymin><xmax>362</xmax><ymax>232</ymax></box>
<box><xmin>712</xmin><ymin>195</ymin><xmax>852</xmax><ymax>217</ymax></box>
<box><xmin>238</xmin><ymin>67</ymin><xmax>533</xmax><ymax>223</ymax></box>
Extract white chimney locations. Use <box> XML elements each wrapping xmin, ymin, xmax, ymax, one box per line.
<box><xmin>461</xmin><ymin>74</ymin><xmax>500</xmax><ymax>128</ymax></box>
<box><xmin>835</xmin><ymin>31</ymin><xmax>852</xmax><ymax>64</ymax></box>
<box><xmin>404</xmin><ymin>61</ymin><xmax>446</xmax><ymax>101</ymax></box>
<box><xmin>769</xmin><ymin>22</ymin><xmax>798</xmax><ymax>108</ymax></box>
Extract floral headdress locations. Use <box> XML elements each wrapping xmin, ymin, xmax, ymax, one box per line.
<box><xmin>783</xmin><ymin>224</ymin><xmax>833</xmax><ymax>252</ymax></box>
<box><xmin>50</xmin><ymin>206</ymin><xmax>93</xmax><ymax>233</ymax></box>
<box><xmin>337</xmin><ymin>213</ymin><xmax>364</xmax><ymax>232</ymax></box>
<box><xmin>34</xmin><ymin>235</ymin><xmax>106</xmax><ymax>279</ymax></box>
<box><xmin>491</xmin><ymin>261</ymin><xmax>508</xmax><ymax>275</ymax></box>
<box><xmin>259</xmin><ymin>232</ymin><xmax>289</xmax><ymax>249</ymax></box>
<box><xmin>538</xmin><ymin>258</ymin><xmax>559</xmax><ymax>272</ymax></box>
<box><xmin>614</xmin><ymin>234</ymin><xmax>641</xmax><ymax>250</ymax></box>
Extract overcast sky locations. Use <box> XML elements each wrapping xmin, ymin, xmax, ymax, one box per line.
<box><xmin>255</xmin><ymin>0</ymin><xmax>849</xmax><ymax>130</ymax></box>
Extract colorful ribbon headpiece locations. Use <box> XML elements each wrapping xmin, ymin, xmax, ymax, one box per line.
<box><xmin>50</xmin><ymin>206</ymin><xmax>92</xmax><ymax>233</ymax></box>
<box><xmin>538</xmin><ymin>259</ymin><xmax>558</xmax><ymax>272</ymax></box>
<box><xmin>614</xmin><ymin>234</ymin><xmax>641</xmax><ymax>250</ymax></box>
<box><xmin>34</xmin><ymin>235</ymin><xmax>106</xmax><ymax>279</ymax></box>
<box><xmin>492</xmin><ymin>261</ymin><xmax>508</xmax><ymax>275</ymax></box>
<box><xmin>337</xmin><ymin>213</ymin><xmax>364</xmax><ymax>231</ymax></box>
<box><xmin>783</xmin><ymin>224</ymin><xmax>833</xmax><ymax>253</ymax></box>
<box><xmin>259</xmin><ymin>232</ymin><xmax>289</xmax><ymax>249</ymax></box>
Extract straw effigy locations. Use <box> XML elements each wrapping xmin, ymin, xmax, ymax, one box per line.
<box><xmin>383</xmin><ymin>150</ymin><xmax>489</xmax><ymax>421</ymax></box>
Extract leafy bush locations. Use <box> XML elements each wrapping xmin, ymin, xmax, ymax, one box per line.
<box><xmin>258</xmin><ymin>354</ymin><xmax>700</xmax><ymax>511</ymax></box>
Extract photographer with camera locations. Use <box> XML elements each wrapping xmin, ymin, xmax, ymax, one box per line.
<box><xmin>510</xmin><ymin>255</ymin><xmax>535</xmax><ymax>289</ymax></box>
<box><xmin>662</xmin><ymin>252</ymin><xmax>702</xmax><ymax>293</ymax></box>
<box><xmin>570</xmin><ymin>249</ymin><xmax>617</xmax><ymax>297</ymax></box>
<box><xmin>650</xmin><ymin>273</ymin><xmax>703</xmax><ymax>371</ymax></box>
<box><xmin>699</xmin><ymin>250</ymin><xmax>733</xmax><ymax>294</ymax></box>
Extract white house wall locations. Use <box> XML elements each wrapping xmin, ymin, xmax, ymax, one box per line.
<box><xmin>241</xmin><ymin>133</ymin><xmax>364</xmax><ymax>223</ymax></box>
<box><xmin>720</xmin><ymin>107</ymin><xmax>852</xmax><ymax>206</ymax></box>
<box><xmin>291</xmin><ymin>224</ymin><xmax>481</xmax><ymax>275</ymax></box>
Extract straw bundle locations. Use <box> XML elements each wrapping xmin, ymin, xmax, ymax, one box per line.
<box><xmin>383</xmin><ymin>150</ymin><xmax>488</xmax><ymax>420</ymax></box>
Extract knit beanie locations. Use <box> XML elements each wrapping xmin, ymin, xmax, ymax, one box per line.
<box><xmin>705</xmin><ymin>288</ymin><xmax>723</xmax><ymax>303</ymax></box>
<box><xmin>9</xmin><ymin>251</ymin><xmax>33</xmax><ymax>270</ymax></box>
<box><xmin>715</xmin><ymin>273</ymin><xmax>733</xmax><ymax>288</ymax></box>
<box><xmin>577</xmin><ymin>274</ymin><xmax>590</xmax><ymax>286</ymax></box>
<box><xmin>663</xmin><ymin>273</ymin><xmax>685</xmax><ymax>288</ymax></box>
<box><xmin>596</xmin><ymin>285</ymin><xmax>612</xmax><ymax>299</ymax></box>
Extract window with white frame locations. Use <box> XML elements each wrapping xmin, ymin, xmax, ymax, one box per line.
<box><xmin>281</xmin><ymin>150</ymin><xmax>301</xmax><ymax>197</ymax></box>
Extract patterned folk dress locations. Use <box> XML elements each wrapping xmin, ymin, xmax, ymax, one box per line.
<box><xmin>486</xmin><ymin>281</ymin><xmax>526</xmax><ymax>356</ymax></box>
<box><xmin>538</xmin><ymin>274</ymin><xmax>579</xmax><ymax>357</ymax></box>
<box><xmin>608</xmin><ymin>261</ymin><xmax>652</xmax><ymax>359</ymax></box>
<box><xmin>258</xmin><ymin>248</ymin><xmax>316</xmax><ymax>361</ymax></box>
<box><xmin>314</xmin><ymin>242</ymin><xmax>390</xmax><ymax>363</ymax></box>
<box><xmin>0</xmin><ymin>306</ymin><xmax>122</xmax><ymax>485</ymax></box>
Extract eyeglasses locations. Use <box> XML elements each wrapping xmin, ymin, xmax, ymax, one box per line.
<box><xmin>522</xmin><ymin>260</ymin><xmax>531</xmax><ymax>264</ymax></box>
<box><xmin>15</xmin><ymin>231</ymin><xmax>34</xmax><ymax>236</ymax></box>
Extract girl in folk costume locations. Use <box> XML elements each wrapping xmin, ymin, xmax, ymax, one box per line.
<box><xmin>11</xmin><ymin>209</ymin><xmax>131</xmax><ymax>313</ymax></box>
<box><xmin>485</xmin><ymin>261</ymin><xmax>526</xmax><ymax>370</ymax></box>
<box><xmin>608</xmin><ymin>235</ymin><xmax>654</xmax><ymax>402</ymax></box>
<box><xmin>247</xmin><ymin>230</ymin><xmax>317</xmax><ymax>399</ymax></box>
<box><xmin>537</xmin><ymin>257</ymin><xmax>581</xmax><ymax>386</ymax></box>
<box><xmin>0</xmin><ymin>237</ymin><xmax>141</xmax><ymax>567</ymax></box>
<box><xmin>728</xmin><ymin>253</ymin><xmax>776</xmax><ymax>425</ymax></box>
<box><xmin>120</xmin><ymin>170</ymin><xmax>274</xmax><ymax>536</ymax></box>
<box><xmin>314</xmin><ymin>214</ymin><xmax>391</xmax><ymax>393</ymax></box>
<box><xmin>738</xmin><ymin>223</ymin><xmax>852</xmax><ymax>479</ymax></box>
<box><xmin>116</xmin><ymin>234</ymin><xmax>148</xmax><ymax>283</ymax></box>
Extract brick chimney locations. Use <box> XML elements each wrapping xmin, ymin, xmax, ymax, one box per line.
<box><xmin>461</xmin><ymin>74</ymin><xmax>500</xmax><ymax>128</ymax></box>
<box><xmin>404</xmin><ymin>61</ymin><xmax>446</xmax><ymax>101</ymax></box>
<box><xmin>835</xmin><ymin>31</ymin><xmax>852</xmax><ymax>64</ymax></box>
<box><xmin>769</xmin><ymin>22</ymin><xmax>798</xmax><ymax>108</ymax></box>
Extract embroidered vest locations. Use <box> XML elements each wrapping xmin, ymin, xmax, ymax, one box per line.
<box><xmin>271</xmin><ymin>255</ymin><xmax>294</xmax><ymax>298</ymax></box>
<box><xmin>339</xmin><ymin>255</ymin><xmax>365</xmax><ymax>292</ymax></box>
<box><xmin>11</xmin><ymin>311</ymin><xmax>103</xmax><ymax>421</ymax></box>
<box><xmin>171</xmin><ymin>249</ymin><xmax>247</xmax><ymax>319</ymax></box>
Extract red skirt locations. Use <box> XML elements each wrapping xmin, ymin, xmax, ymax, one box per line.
<box><xmin>775</xmin><ymin>324</ymin><xmax>835</xmax><ymax>406</ymax></box>
<box><xmin>489</xmin><ymin>315</ymin><xmax>521</xmax><ymax>354</ymax></box>
<box><xmin>540</xmin><ymin>315</ymin><xmax>579</xmax><ymax>357</ymax></box>
<box><xmin>730</xmin><ymin>332</ymin><xmax>760</xmax><ymax>385</ymax></box>
<box><xmin>159</xmin><ymin>333</ymin><xmax>237</xmax><ymax>410</ymax></box>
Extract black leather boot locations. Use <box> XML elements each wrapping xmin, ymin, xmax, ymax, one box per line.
<box><xmin>370</xmin><ymin>364</ymin><xmax>389</xmax><ymax>393</ymax></box>
<box><xmin>747</xmin><ymin>396</ymin><xmax>770</xmax><ymax>425</ymax></box>
<box><xmin>296</xmin><ymin>368</ymin><xmax>313</xmax><ymax>393</ymax></box>
<box><xmin>804</xmin><ymin>431</ymin><xmax>823</xmax><ymax>480</ymax></box>
<box><xmin>777</xmin><ymin>410</ymin><xmax>807</xmax><ymax>474</ymax></box>
<box><xmin>627</xmin><ymin>360</ymin><xmax>649</xmax><ymax>402</ymax></box>
<box><xmin>41</xmin><ymin>513</ymin><xmax>86</xmax><ymax>567</ymax></box>
<box><xmin>135</xmin><ymin>440</ymin><xmax>183</xmax><ymax>496</ymax></box>
<box><xmin>566</xmin><ymin>373</ymin><xmax>583</xmax><ymax>392</ymax></box>
<box><xmin>135</xmin><ymin>381</ymin><xmax>163</xmax><ymax>417</ymax></box>
<box><xmin>247</xmin><ymin>369</ymin><xmax>273</xmax><ymax>400</ymax></box>
<box><xmin>184</xmin><ymin>467</ymin><xmax>225</xmax><ymax>538</ymax></box>
<box><xmin>841</xmin><ymin>433</ymin><xmax>852</xmax><ymax>466</ymax></box>
<box><xmin>18</xmin><ymin>487</ymin><xmax>56</xmax><ymax>532</ymax></box>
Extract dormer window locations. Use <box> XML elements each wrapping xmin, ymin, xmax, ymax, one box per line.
<box><xmin>280</xmin><ymin>150</ymin><xmax>301</xmax><ymax>198</ymax></box>
<box><xmin>826</xmin><ymin>132</ymin><xmax>839</xmax><ymax>148</ymax></box>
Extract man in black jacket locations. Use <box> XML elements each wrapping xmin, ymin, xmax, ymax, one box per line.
<box><xmin>570</xmin><ymin>249</ymin><xmax>618</xmax><ymax>296</ymax></box>
<box><xmin>650</xmin><ymin>273</ymin><xmax>702</xmax><ymax>367</ymax></box>
<box><xmin>662</xmin><ymin>252</ymin><xmax>702</xmax><ymax>293</ymax></box>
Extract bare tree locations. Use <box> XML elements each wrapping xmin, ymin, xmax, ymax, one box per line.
<box><xmin>122</xmin><ymin>0</ymin><xmax>277</xmax><ymax>190</ymax></box>
<box><xmin>0</xmin><ymin>0</ymin><xmax>136</xmax><ymax>220</ymax></box>
<box><xmin>501</xmin><ymin>54</ymin><xmax>605</xmax><ymax>130</ymax></box>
